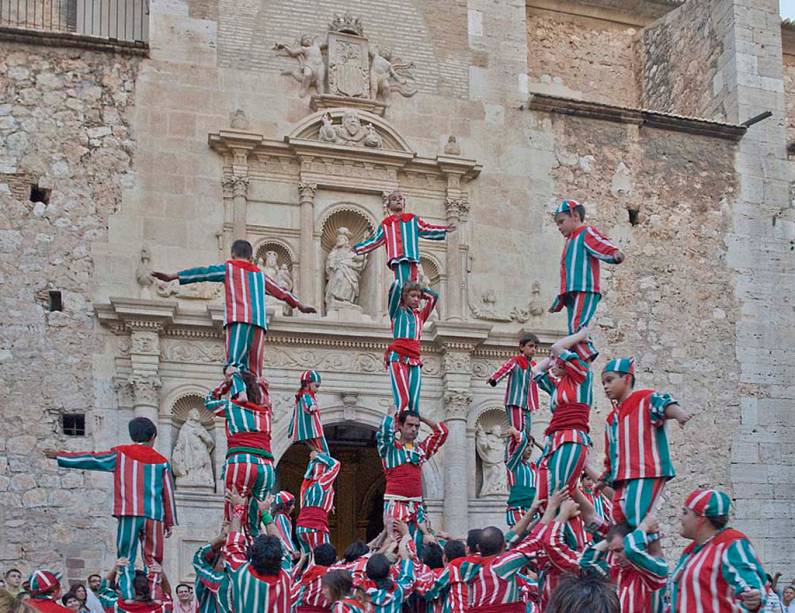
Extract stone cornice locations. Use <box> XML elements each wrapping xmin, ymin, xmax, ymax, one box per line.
<box><xmin>527</xmin><ymin>0</ymin><xmax>682</xmax><ymax>27</ymax></box>
<box><xmin>526</xmin><ymin>94</ymin><xmax>747</xmax><ymax>141</ymax></box>
<box><xmin>95</xmin><ymin>298</ymin><xmax>556</xmax><ymax>354</ymax></box>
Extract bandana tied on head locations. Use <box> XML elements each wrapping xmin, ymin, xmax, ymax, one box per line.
<box><xmin>554</xmin><ymin>199</ymin><xmax>583</xmax><ymax>216</ymax></box>
<box><xmin>273</xmin><ymin>490</ymin><xmax>295</xmax><ymax>509</ymax></box>
<box><xmin>300</xmin><ymin>370</ymin><xmax>321</xmax><ymax>386</ymax></box>
<box><xmin>603</xmin><ymin>357</ymin><xmax>635</xmax><ymax>377</ymax></box>
<box><xmin>685</xmin><ymin>489</ymin><xmax>731</xmax><ymax>517</ymax></box>
<box><xmin>28</xmin><ymin>570</ymin><xmax>61</xmax><ymax>597</ymax></box>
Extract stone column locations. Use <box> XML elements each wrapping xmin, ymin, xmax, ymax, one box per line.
<box><xmin>442</xmin><ymin>388</ymin><xmax>472</xmax><ymax>535</ymax></box>
<box><xmin>230</xmin><ymin>175</ymin><xmax>250</xmax><ymax>239</ymax></box>
<box><xmin>298</xmin><ymin>182</ymin><xmax>318</xmax><ymax>306</ymax></box>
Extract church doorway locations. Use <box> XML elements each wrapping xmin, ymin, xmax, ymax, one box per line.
<box><xmin>275</xmin><ymin>422</ymin><xmax>385</xmax><ymax>555</ymax></box>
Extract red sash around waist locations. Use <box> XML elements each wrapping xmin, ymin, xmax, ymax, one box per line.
<box><xmin>227</xmin><ymin>431</ymin><xmax>272</xmax><ymax>453</ymax></box>
<box><xmin>297</xmin><ymin>505</ymin><xmax>329</xmax><ymax>532</ymax></box>
<box><xmin>385</xmin><ymin>463</ymin><xmax>423</xmax><ymax>498</ymax></box>
<box><xmin>386</xmin><ymin>339</ymin><xmax>421</xmax><ymax>360</ymax></box>
<box><xmin>545</xmin><ymin>403</ymin><xmax>591</xmax><ymax>436</ymax></box>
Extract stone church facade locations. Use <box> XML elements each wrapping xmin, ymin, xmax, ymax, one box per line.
<box><xmin>1</xmin><ymin>0</ymin><xmax>793</xmax><ymax>582</ymax></box>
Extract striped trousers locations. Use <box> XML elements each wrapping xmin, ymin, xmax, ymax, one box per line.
<box><xmin>506</xmin><ymin>405</ymin><xmax>532</xmax><ymax>436</ymax></box>
<box><xmin>116</xmin><ymin>516</ymin><xmax>164</xmax><ymax>600</ymax></box>
<box><xmin>225</xmin><ymin>323</ymin><xmax>266</xmax><ymax>398</ymax></box>
<box><xmin>384</xmin><ymin>499</ymin><xmax>426</xmax><ymax>555</ymax></box>
<box><xmin>388</xmin><ymin>360</ymin><xmax>422</xmax><ymax>416</ymax></box>
<box><xmin>295</xmin><ymin>527</ymin><xmax>330</xmax><ymax>555</ymax></box>
<box><xmin>562</xmin><ymin>292</ymin><xmax>601</xmax><ymax>361</ymax></box>
<box><xmin>223</xmin><ymin>456</ymin><xmax>275</xmax><ymax>537</ymax></box>
<box><xmin>538</xmin><ymin>441</ymin><xmax>589</xmax><ymax>549</ymax></box>
<box><xmin>288</xmin><ymin>407</ymin><xmax>329</xmax><ymax>454</ymax></box>
<box><xmin>611</xmin><ymin>477</ymin><xmax>667</xmax><ymax>529</ymax></box>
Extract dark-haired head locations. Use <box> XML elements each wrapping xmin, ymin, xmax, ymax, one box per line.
<box><xmin>231</xmin><ymin>239</ymin><xmax>253</xmax><ymax>260</ymax></box>
<box><xmin>422</xmin><ymin>542</ymin><xmax>444</xmax><ymax>569</ymax></box>
<box><xmin>605</xmin><ymin>522</ymin><xmax>631</xmax><ymax>542</ymax></box>
<box><xmin>342</xmin><ymin>541</ymin><xmax>368</xmax><ymax>563</ymax></box>
<box><xmin>321</xmin><ymin>570</ymin><xmax>353</xmax><ymax>603</ymax></box>
<box><xmin>707</xmin><ymin>515</ymin><xmax>729</xmax><ymax>531</ymax></box>
<box><xmin>365</xmin><ymin>554</ymin><xmax>393</xmax><ymax>591</ymax></box>
<box><xmin>519</xmin><ymin>333</ymin><xmax>539</xmax><ymax>348</ymax></box>
<box><xmin>247</xmin><ymin>535</ymin><xmax>283</xmax><ymax>576</ymax></box>
<box><xmin>478</xmin><ymin>526</ymin><xmax>505</xmax><ymax>557</ymax></box>
<box><xmin>466</xmin><ymin>529</ymin><xmax>482</xmax><ymax>554</ymax></box>
<box><xmin>443</xmin><ymin>539</ymin><xmax>466</xmax><ymax>563</ymax></box>
<box><xmin>132</xmin><ymin>571</ymin><xmax>151</xmax><ymax>602</ymax></box>
<box><xmin>547</xmin><ymin>572</ymin><xmax>619</xmax><ymax>613</ymax></box>
<box><xmin>128</xmin><ymin>417</ymin><xmax>157</xmax><ymax>443</ymax></box>
<box><xmin>313</xmin><ymin>543</ymin><xmax>337</xmax><ymax>567</ymax></box>
<box><xmin>241</xmin><ymin>370</ymin><xmax>262</xmax><ymax>405</ymax></box>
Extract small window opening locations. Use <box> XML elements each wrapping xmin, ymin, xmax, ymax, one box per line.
<box><xmin>628</xmin><ymin>209</ymin><xmax>639</xmax><ymax>226</ymax></box>
<box><xmin>30</xmin><ymin>184</ymin><xmax>51</xmax><ymax>204</ymax></box>
<box><xmin>48</xmin><ymin>291</ymin><xmax>63</xmax><ymax>312</ymax></box>
<box><xmin>62</xmin><ymin>414</ymin><xmax>86</xmax><ymax>436</ymax></box>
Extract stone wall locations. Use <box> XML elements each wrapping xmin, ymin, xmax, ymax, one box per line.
<box><xmin>540</xmin><ymin>110</ymin><xmax>740</xmax><ymax>553</ymax></box>
<box><xmin>783</xmin><ymin>27</ymin><xmax>795</xmax><ymax>147</ymax></box>
<box><xmin>642</xmin><ymin>0</ymin><xmax>727</xmax><ymax>120</ymax></box>
<box><xmin>526</xmin><ymin>8</ymin><xmax>643</xmax><ymax>107</ymax></box>
<box><xmin>0</xmin><ymin>42</ymin><xmax>141</xmax><ymax>577</ymax></box>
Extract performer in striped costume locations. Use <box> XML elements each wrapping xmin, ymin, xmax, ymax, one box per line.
<box><xmin>386</xmin><ymin>282</ymin><xmax>438</xmax><ymax>416</ymax></box>
<box><xmin>353</xmin><ymin>191</ymin><xmax>454</xmax><ymax>286</ymax></box>
<box><xmin>671</xmin><ymin>489</ymin><xmax>767</xmax><ymax>612</ymax></box>
<box><xmin>204</xmin><ymin>374</ymin><xmax>275</xmax><ymax>537</ymax></box>
<box><xmin>271</xmin><ymin>491</ymin><xmax>298</xmax><ymax>566</ymax></box>
<box><xmin>377</xmin><ymin>410</ymin><xmax>448</xmax><ymax>554</ymax></box>
<box><xmin>288</xmin><ymin>370</ymin><xmax>329</xmax><ymax>454</ymax></box>
<box><xmin>600</xmin><ymin>357</ymin><xmax>691</xmax><ymax>529</ymax></box>
<box><xmin>98</xmin><ymin>567</ymin><xmax>174</xmax><ymax>613</ymax></box>
<box><xmin>550</xmin><ymin>510</ymin><xmax>668</xmax><ymax>613</ymax></box>
<box><xmin>580</xmin><ymin>473</ymin><xmax>611</xmax><ymax>524</ymax></box>
<box><xmin>321</xmin><ymin>571</ymin><xmax>367</xmax><ymax>613</ymax></box>
<box><xmin>220</xmin><ymin>491</ymin><xmax>292</xmax><ymax>613</ymax></box>
<box><xmin>295</xmin><ymin>451</ymin><xmax>341</xmax><ymax>555</ymax></box>
<box><xmin>418</xmin><ymin>540</ymin><xmax>470</xmax><ymax>613</ymax></box>
<box><xmin>487</xmin><ymin>333</ymin><xmax>540</xmax><ymax>435</ymax></box>
<box><xmin>192</xmin><ymin>537</ymin><xmax>230</xmax><ymax>613</ymax></box>
<box><xmin>532</xmin><ymin>327</ymin><xmax>593</xmax><ymax>506</ymax></box>
<box><xmin>27</xmin><ymin>571</ymin><xmax>73</xmax><ymax>613</ymax></box>
<box><xmin>362</xmin><ymin>546</ymin><xmax>415</xmax><ymax>613</ymax></box>
<box><xmin>152</xmin><ymin>239</ymin><xmax>316</xmax><ymax>400</ymax></box>
<box><xmin>549</xmin><ymin>200</ymin><xmax>624</xmax><ymax>361</ymax></box>
<box><xmin>291</xmin><ymin>543</ymin><xmax>336</xmax><ymax>612</ymax></box>
<box><xmin>44</xmin><ymin>418</ymin><xmax>177</xmax><ymax>601</ymax></box>
<box><xmin>504</xmin><ymin>428</ymin><xmax>538</xmax><ymax>528</ymax></box>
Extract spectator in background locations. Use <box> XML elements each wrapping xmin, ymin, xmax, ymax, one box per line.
<box><xmin>79</xmin><ymin>580</ymin><xmax>102</xmax><ymax>613</ymax></box>
<box><xmin>782</xmin><ymin>585</ymin><xmax>795</xmax><ymax>613</ymax></box>
<box><xmin>60</xmin><ymin>594</ymin><xmax>79</xmax><ymax>612</ymax></box>
<box><xmin>174</xmin><ymin>584</ymin><xmax>195</xmax><ymax>613</ymax></box>
<box><xmin>5</xmin><ymin>571</ymin><xmax>23</xmax><ymax>598</ymax></box>
<box><xmin>68</xmin><ymin>586</ymin><xmax>89</xmax><ymax>613</ymax></box>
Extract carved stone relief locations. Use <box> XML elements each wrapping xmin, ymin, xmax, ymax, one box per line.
<box><xmin>325</xmin><ymin>226</ymin><xmax>366</xmax><ymax>311</ymax></box>
<box><xmin>172</xmin><ymin>408</ymin><xmax>215</xmax><ymax>489</ymax></box>
<box><xmin>317</xmin><ymin>111</ymin><xmax>383</xmax><ymax>148</ymax></box>
<box><xmin>274</xmin><ymin>13</ymin><xmax>417</xmax><ymax>108</ymax></box>
<box><xmin>475</xmin><ymin>408</ymin><xmax>508</xmax><ymax>498</ymax></box>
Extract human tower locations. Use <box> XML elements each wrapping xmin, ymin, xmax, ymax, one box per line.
<box><xmin>35</xmin><ymin>193</ymin><xmax>771</xmax><ymax>613</ymax></box>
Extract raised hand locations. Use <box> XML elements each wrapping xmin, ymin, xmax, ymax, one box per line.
<box><xmin>298</xmin><ymin>304</ymin><xmax>317</xmax><ymax>314</ymax></box>
<box><xmin>151</xmin><ymin>271</ymin><xmax>178</xmax><ymax>282</ymax></box>
<box><xmin>43</xmin><ymin>448</ymin><xmax>58</xmax><ymax>459</ymax></box>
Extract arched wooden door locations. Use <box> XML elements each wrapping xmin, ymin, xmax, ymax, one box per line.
<box><xmin>275</xmin><ymin>422</ymin><xmax>385</xmax><ymax>555</ymax></box>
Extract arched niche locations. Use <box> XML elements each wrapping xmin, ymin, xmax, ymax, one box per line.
<box><xmin>254</xmin><ymin>239</ymin><xmax>297</xmax><ymax>314</ymax></box>
<box><xmin>473</xmin><ymin>407</ymin><xmax>509</xmax><ymax>499</ymax></box>
<box><xmin>319</xmin><ymin>205</ymin><xmax>379</xmax><ymax>317</ymax></box>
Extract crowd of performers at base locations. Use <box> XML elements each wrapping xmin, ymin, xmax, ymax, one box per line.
<box><xmin>23</xmin><ymin>193</ymin><xmax>774</xmax><ymax>612</ymax></box>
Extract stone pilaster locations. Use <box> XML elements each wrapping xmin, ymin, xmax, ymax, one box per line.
<box><xmin>298</xmin><ymin>181</ymin><xmax>318</xmax><ymax>307</ymax></box>
<box><xmin>230</xmin><ymin>174</ymin><xmax>249</xmax><ymax>239</ymax></box>
<box><xmin>127</xmin><ymin>323</ymin><xmax>163</xmax><ymax>423</ymax></box>
<box><xmin>442</xmin><ymin>172</ymin><xmax>471</xmax><ymax>321</ymax></box>
<box><xmin>442</xmin><ymin>388</ymin><xmax>472</xmax><ymax>535</ymax></box>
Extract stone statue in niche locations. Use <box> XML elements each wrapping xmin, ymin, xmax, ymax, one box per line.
<box><xmin>136</xmin><ymin>247</ymin><xmax>155</xmax><ymax>299</ymax></box>
<box><xmin>476</xmin><ymin>423</ymin><xmax>507</xmax><ymax>497</ymax></box>
<box><xmin>325</xmin><ymin>227</ymin><xmax>366</xmax><ymax>310</ymax></box>
<box><xmin>276</xmin><ymin>263</ymin><xmax>294</xmax><ymax>291</ymax></box>
<box><xmin>318</xmin><ymin>110</ymin><xmax>383</xmax><ymax>148</ymax></box>
<box><xmin>369</xmin><ymin>47</ymin><xmax>417</xmax><ymax>103</ymax></box>
<box><xmin>274</xmin><ymin>35</ymin><xmax>327</xmax><ymax>98</ymax></box>
<box><xmin>417</xmin><ymin>262</ymin><xmax>439</xmax><ymax>321</ymax></box>
<box><xmin>172</xmin><ymin>409</ymin><xmax>215</xmax><ymax>489</ymax></box>
<box><xmin>258</xmin><ymin>250</ymin><xmax>280</xmax><ymax>279</ymax></box>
